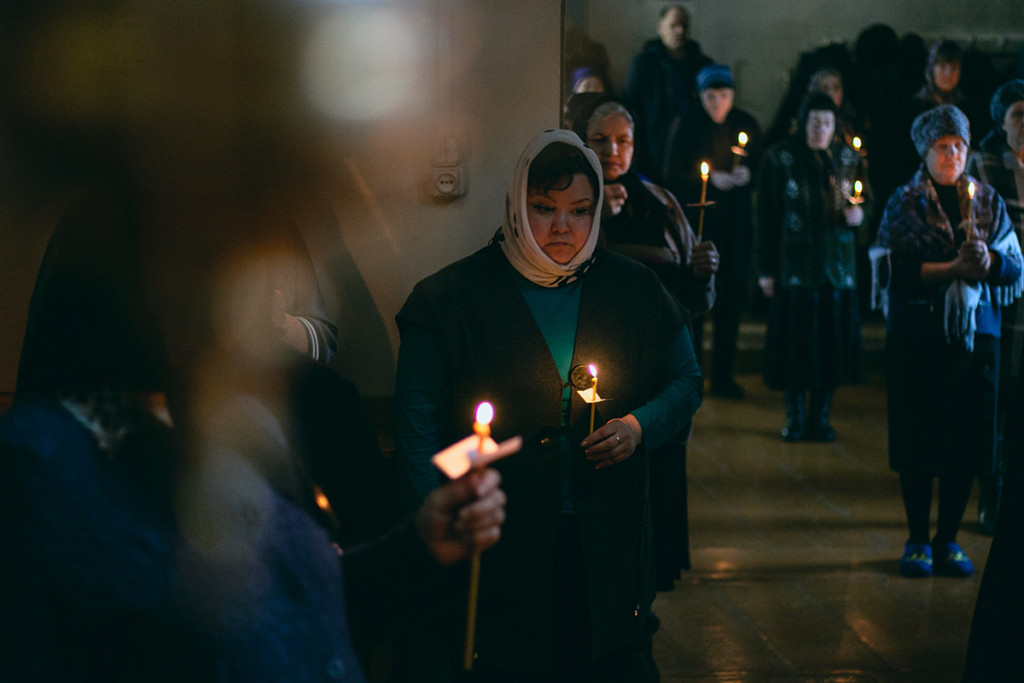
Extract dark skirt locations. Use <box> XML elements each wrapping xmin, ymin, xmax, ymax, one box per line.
<box><xmin>885</xmin><ymin>332</ymin><xmax>999</xmax><ymax>475</ymax></box>
<box><xmin>649</xmin><ymin>440</ymin><xmax>689</xmax><ymax>590</ymax></box>
<box><xmin>763</xmin><ymin>285</ymin><xmax>864</xmax><ymax>390</ymax></box>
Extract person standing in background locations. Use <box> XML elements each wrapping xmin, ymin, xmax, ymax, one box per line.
<box><xmin>624</xmin><ymin>3</ymin><xmax>712</xmax><ymax>185</ymax></box>
<box><xmin>665</xmin><ymin>64</ymin><xmax>762</xmax><ymax>398</ymax></box>
<box><xmin>873</xmin><ymin>104</ymin><xmax>1022</xmax><ymax>579</ymax></box>
<box><xmin>757</xmin><ymin>93</ymin><xmax>870</xmax><ymax>442</ymax></box>
<box><xmin>966</xmin><ymin>79</ymin><xmax>1024</xmax><ymax>535</ymax></box>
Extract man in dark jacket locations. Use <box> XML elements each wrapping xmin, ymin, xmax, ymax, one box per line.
<box><xmin>624</xmin><ymin>3</ymin><xmax>712</xmax><ymax>184</ymax></box>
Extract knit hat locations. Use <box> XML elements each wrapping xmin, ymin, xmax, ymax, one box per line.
<box><xmin>990</xmin><ymin>79</ymin><xmax>1024</xmax><ymax>124</ymax></box>
<box><xmin>696</xmin><ymin>64</ymin><xmax>733</xmax><ymax>92</ymax></box>
<box><xmin>910</xmin><ymin>104</ymin><xmax>970</xmax><ymax>158</ymax></box>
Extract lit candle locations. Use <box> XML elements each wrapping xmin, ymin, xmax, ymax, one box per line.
<box><xmin>464</xmin><ymin>401</ymin><xmax>493</xmax><ymax>671</ymax></box>
<box><xmin>967</xmin><ymin>182</ymin><xmax>976</xmax><ymax>241</ymax></box>
<box><xmin>854</xmin><ymin>180</ymin><xmax>862</xmax><ymax>198</ymax></box>
<box><xmin>473</xmin><ymin>402</ymin><xmax>493</xmax><ymax>455</ymax></box>
<box><xmin>731</xmin><ymin>132</ymin><xmax>749</xmax><ymax>169</ymax></box>
<box><xmin>698</xmin><ymin>162</ymin><xmax>709</xmax><ymax>241</ymax></box>
<box><xmin>852</xmin><ymin>136</ymin><xmax>862</xmax><ymax>154</ymax></box>
<box><xmin>588</xmin><ymin>364</ymin><xmax>598</xmax><ymax>433</ymax></box>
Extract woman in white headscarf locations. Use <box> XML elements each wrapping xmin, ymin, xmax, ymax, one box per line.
<box><xmin>393</xmin><ymin>129</ymin><xmax>703</xmax><ymax>681</ymax></box>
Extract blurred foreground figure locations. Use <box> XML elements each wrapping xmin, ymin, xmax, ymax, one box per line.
<box><xmin>0</xmin><ymin>2</ymin><xmax>510</xmax><ymax>681</ymax></box>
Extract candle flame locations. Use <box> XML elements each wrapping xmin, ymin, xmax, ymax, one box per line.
<box><xmin>700</xmin><ymin>161</ymin><xmax>709</xmax><ymax>178</ymax></box>
<box><xmin>588</xmin><ymin>364</ymin><xmax>597</xmax><ymax>380</ymax></box>
<box><xmin>475</xmin><ymin>402</ymin><xmax>494</xmax><ymax>427</ymax></box>
<box><xmin>854</xmin><ymin>180</ymin><xmax>862</xmax><ymax>196</ymax></box>
<box><xmin>738</xmin><ymin>131</ymin><xmax>748</xmax><ymax>146</ymax></box>
<box><xmin>314</xmin><ymin>486</ymin><xmax>333</xmax><ymax>514</ymax></box>
<box><xmin>968</xmin><ymin>182</ymin><xmax>975</xmax><ymax>199</ymax></box>
<box><xmin>852</xmin><ymin>136</ymin><xmax>862</xmax><ymax>150</ymax></box>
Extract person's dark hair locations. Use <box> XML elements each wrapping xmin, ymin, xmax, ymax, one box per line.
<box><xmin>527</xmin><ymin>142</ymin><xmax>598</xmax><ymax>201</ymax></box>
<box><xmin>16</xmin><ymin>188</ymin><xmax>169</xmax><ymax>394</ymax></box>
<box><xmin>563</xmin><ymin>91</ymin><xmax>607</xmax><ymax>130</ymax></box>
<box><xmin>931</xmin><ymin>39</ymin><xmax>963</xmax><ymax>67</ymax></box>
<box><xmin>796</xmin><ymin>91</ymin><xmax>839</xmax><ymax>134</ymax></box>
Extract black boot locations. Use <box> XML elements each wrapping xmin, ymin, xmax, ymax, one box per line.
<box><xmin>808</xmin><ymin>388</ymin><xmax>836</xmax><ymax>442</ymax></box>
<box><xmin>781</xmin><ymin>391</ymin><xmax>805</xmax><ymax>442</ymax></box>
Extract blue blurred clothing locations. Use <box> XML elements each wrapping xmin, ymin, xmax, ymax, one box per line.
<box><xmin>0</xmin><ymin>392</ymin><xmax>440</xmax><ymax>683</ymax></box>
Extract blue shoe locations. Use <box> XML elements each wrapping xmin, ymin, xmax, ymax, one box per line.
<box><xmin>899</xmin><ymin>542</ymin><xmax>933</xmax><ymax>578</ymax></box>
<box><xmin>932</xmin><ymin>542</ymin><xmax>974</xmax><ymax>577</ymax></box>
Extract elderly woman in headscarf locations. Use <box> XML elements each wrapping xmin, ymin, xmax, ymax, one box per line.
<box><xmin>393</xmin><ymin>129</ymin><xmax>703</xmax><ymax>681</ymax></box>
<box><xmin>898</xmin><ymin>40</ymin><xmax>988</xmax><ymax>181</ymax></box>
<box><xmin>872</xmin><ymin>104</ymin><xmax>1023</xmax><ymax>579</ymax></box>
<box><xmin>757</xmin><ymin>92</ymin><xmax>871</xmax><ymax>443</ymax></box>
<box><xmin>569</xmin><ymin>93</ymin><xmax>717</xmax><ymax>593</ymax></box>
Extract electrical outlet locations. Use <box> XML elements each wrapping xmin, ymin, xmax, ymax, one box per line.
<box><xmin>432</xmin><ymin>167</ymin><xmax>463</xmax><ymax>198</ymax></box>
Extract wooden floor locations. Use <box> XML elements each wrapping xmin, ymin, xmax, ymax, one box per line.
<box><xmin>652</xmin><ymin>371</ymin><xmax>991</xmax><ymax>683</ymax></box>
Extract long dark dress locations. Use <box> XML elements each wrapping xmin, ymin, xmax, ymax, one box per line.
<box><xmin>600</xmin><ymin>172</ymin><xmax>712</xmax><ymax>589</ymax></box>
<box><xmin>757</xmin><ymin>135</ymin><xmax>868</xmax><ymax>391</ymax></box>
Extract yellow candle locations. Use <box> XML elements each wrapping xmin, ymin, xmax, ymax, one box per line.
<box><xmin>698</xmin><ymin>162</ymin><xmax>709</xmax><ymax>240</ymax></box>
<box><xmin>588</xmin><ymin>364</ymin><xmax>598</xmax><ymax>433</ymax></box>
<box><xmin>464</xmin><ymin>401</ymin><xmax>493</xmax><ymax>671</ymax></box>
<box><xmin>732</xmin><ymin>132</ymin><xmax>748</xmax><ymax>169</ymax></box>
<box><xmin>854</xmin><ymin>180</ymin><xmax>862</xmax><ymax>198</ymax></box>
<box><xmin>967</xmin><ymin>182</ymin><xmax>976</xmax><ymax>241</ymax></box>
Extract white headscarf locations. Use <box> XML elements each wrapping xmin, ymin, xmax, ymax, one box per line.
<box><xmin>496</xmin><ymin>129</ymin><xmax>603</xmax><ymax>287</ymax></box>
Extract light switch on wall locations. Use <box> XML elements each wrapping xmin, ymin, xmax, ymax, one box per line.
<box><xmin>431</xmin><ymin>135</ymin><xmax>465</xmax><ymax>199</ymax></box>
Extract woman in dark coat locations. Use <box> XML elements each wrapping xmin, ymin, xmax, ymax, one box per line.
<box><xmin>393</xmin><ymin>130</ymin><xmax>704</xmax><ymax>681</ymax></box>
<box><xmin>757</xmin><ymin>92</ymin><xmax>871</xmax><ymax>442</ymax></box>
<box><xmin>872</xmin><ymin>104</ymin><xmax>1023</xmax><ymax>578</ymax></box>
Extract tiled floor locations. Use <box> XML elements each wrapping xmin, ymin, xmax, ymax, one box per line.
<box><xmin>652</xmin><ymin>373</ymin><xmax>991</xmax><ymax>682</ymax></box>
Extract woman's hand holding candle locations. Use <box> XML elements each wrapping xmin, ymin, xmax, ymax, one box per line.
<box><xmin>581</xmin><ymin>414</ymin><xmax>642</xmax><ymax>470</ymax></box>
<box><xmin>691</xmin><ymin>240</ymin><xmax>720</xmax><ymax>279</ymax></box>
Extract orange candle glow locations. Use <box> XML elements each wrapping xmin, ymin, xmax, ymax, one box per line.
<box><xmin>588</xmin><ymin>364</ymin><xmax>598</xmax><ymax>433</ymax></box>
<box><xmin>852</xmin><ymin>136</ymin><xmax>862</xmax><ymax>153</ymax></box>
<box><xmin>967</xmin><ymin>182</ymin><xmax>976</xmax><ymax>240</ymax></box>
<box><xmin>738</xmin><ymin>131</ymin><xmax>748</xmax><ymax>149</ymax></box>
<box><xmin>854</xmin><ymin>180</ymin><xmax>862</xmax><ymax>198</ymax></box>
<box><xmin>464</xmin><ymin>401</ymin><xmax>493</xmax><ymax>672</ymax></box>
<box><xmin>473</xmin><ymin>402</ymin><xmax>493</xmax><ymax>454</ymax></box>
<box><xmin>698</xmin><ymin>162</ymin><xmax>710</xmax><ymax>240</ymax></box>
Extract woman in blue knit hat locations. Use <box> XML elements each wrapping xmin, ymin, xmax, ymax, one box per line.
<box><xmin>873</xmin><ymin>103</ymin><xmax>1024</xmax><ymax>578</ymax></box>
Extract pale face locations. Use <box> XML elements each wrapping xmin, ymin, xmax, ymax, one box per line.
<box><xmin>805</xmin><ymin>110</ymin><xmax>836</xmax><ymax>151</ymax></box>
<box><xmin>586</xmin><ymin>113</ymin><xmax>635</xmax><ymax>182</ymax></box>
<box><xmin>1002</xmin><ymin>100</ymin><xmax>1024</xmax><ymax>160</ymax></box>
<box><xmin>700</xmin><ymin>87</ymin><xmax>735</xmax><ymax>124</ymax></box>
<box><xmin>816</xmin><ymin>74</ymin><xmax>843</xmax><ymax>108</ymax></box>
<box><xmin>657</xmin><ymin>7</ymin><xmax>688</xmax><ymax>53</ymax></box>
<box><xmin>933</xmin><ymin>60</ymin><xmax>961</xmax><ymax>93</ymax></box>
<box><xmin>925</xmin><ymin>134</ymin><xmax>968</xmax><ymax>186</ymax></box>
<box><xmin>527</xmin><ymin>173</ymin><xmax>596</xmax><ymax>265</ymax></box>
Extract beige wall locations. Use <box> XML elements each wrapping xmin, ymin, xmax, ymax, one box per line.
<box><xmin>0</xmin><ymin>0</ymin><xmax>562</xmax><ymax>398</ymax></box>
